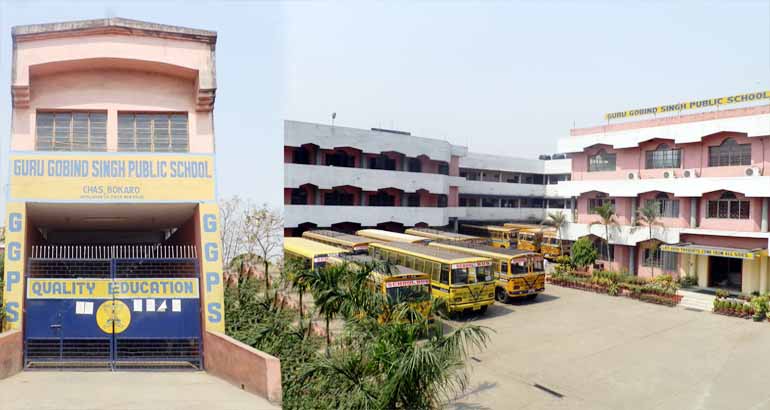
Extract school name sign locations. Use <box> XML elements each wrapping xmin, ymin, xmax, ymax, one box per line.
<box><xmin>605</xmin><ymin>91</ymin><xmax>770</xmax><ymax>120</ymax></box>
<box><xmin>9</xmin><ymin>153</ymin><xmax>215</xmax><ymax>202</ymax></box>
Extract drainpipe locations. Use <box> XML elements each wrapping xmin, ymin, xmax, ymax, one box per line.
<box><xmin>629</xmin><ymin>246</ymin><xmax>635</xmax><ymax>275</ymax></box>
<box><xmin>762</xmin><ymin>197</ymin><xmax>768</xmax><ymax>232</ymax></box>
<box><xmin>690</xmin><ymin>198</ymin><xmax>698</xmax><ymax>228</ymax></box>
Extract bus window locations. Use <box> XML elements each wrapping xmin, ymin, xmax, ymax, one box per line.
<box><xmin>451</xmin><ymin>268</ymin><xmax>471</xmax><ymax>285</ymax></box>
<box><xmin>532</xmin><ymin>258</ymin><xmax>544</xmax><ymax>272</ymax></box>
<box><xmin>440</xmin><ymin>266</ymin><xmax>450</xmax><ymax>284</ymax></box>
<box><xmin>511</xmin><ymin>259</ymin><xmax>528</xmax><ymax>274</ymax></box>
<box><xmin>500</xmin><ymin>261</ymin><xmax>508</xmax><ymax>274</ymax></box>
<box><xmin>476</xmin><ymin>265</ymin><xmax>493</xmax><ymax>282</ymax></box>
<box><xmin>387</xmin><ymin>284</ymin><xmax>431</xmax><ymax>304</ymax></box>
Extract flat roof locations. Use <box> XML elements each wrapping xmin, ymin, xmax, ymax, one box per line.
<box><xmin>430</xmin><ymin>241</ymin><xmax>537</xmax><ymax>260</ymax></box>
<box><xmin>302</xmin><ymin>230</ymin><xmax>375</xmax><ymax>246</ymax></box>
<box><xmin>405</xmin><ymin>227</ymin><xmax>479</xmax><ymax>241</ymax></box>
<box><xmin>356</xmin><ymin>229</ymin><xmax>428</xmax><ymax>243</ymax></box>
<box><xmin>284</xmin><ymin>237</ymin><xmax>347</xmax><ymax>259</ymax></box>
<box><xmin>371</xmin><ymin>241</ymin><xmax>489</xmax><ymax>264</ymax></box>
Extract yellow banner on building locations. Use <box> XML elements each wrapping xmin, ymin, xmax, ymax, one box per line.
<box><xmin>199</xmin><ymin>202</ymin><xmax>225</xmax><ymax>333</ymax></box>
<box><xmin>26</xmin><ymin>278</ymin><xmax>200</xmax><ymax>300</ymax></box>
<box><xmin>660</xmin><ymin>244</ymin><xmax>759</xmax><ymax>260</ymax></box>
<box><xmin>9</xmin><ymin>153</ymin><xmax>215</xmax><ymax>202</ymax></box>
<box><xmin>605</xmin><ymin>90</ymin><xmax>770</xmax><ymax>120</ymax></box>
<box><xmin>3</xmin><ymin>203</ymin><xmax>26</xmax><ymax>331</ymax></box>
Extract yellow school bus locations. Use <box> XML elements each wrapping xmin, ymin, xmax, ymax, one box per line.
<box><xmin>284</xmin><ymin>237</ymin><xmax>347</xmax><ymax>269</ymax></box>
<box><xmin>429</xmin><ymin>241</ymin><xmax>545</xmax><ymax>302</ymax></box>
<box><xmin>460</xmin><ymin>224</ymin><xmax>517</xmax><ymax>248</ymax></box>
<box><xmin>404</xmin><ymin>227</ymin><xmax>481</xmax><ymax>242</ymax></box>
<box><xmin>369</xmin><ymin>242</ymin><xmax>495</xmax><ymax>314</ymax></box>
<box><xmin>355</xmin><ymin>229</ymin><xmax>430</xmax><ymax>244</ymax></box>
<box><xmin>516</xmin><ymin>228</ymin><xmax>543</xmax><ymax>252</ymax></box>
<box><xmin>328</xmin><ymin>253</ymin><xmax>432</xmax><ymax>320</ymax></box>
<box><xmin>302</xmin><ymin>230</ymin><xmax>377</xmax><ymax>254</ymax></box>
<box><xmin>540</xmin><ymin>230</ymin><xmax>570</xmax><ymax>260</ymax></box>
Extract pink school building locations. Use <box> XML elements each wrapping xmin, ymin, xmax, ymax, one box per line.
<box><xmin>556</xmin><ymin>105</ymin><xmax>770</xmax><ymax>294</ymax></box>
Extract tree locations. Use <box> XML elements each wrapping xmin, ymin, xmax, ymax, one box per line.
<box><xmin>542</xmin><ymin>211</ymin><xmax>568</xmax><ymax>255</ymax></box>
<box><xmin>219</xmin><ymin>196</ymin><xmax>247</xmax><ymax>269</ymax></box>
<box><xmin>284</xmin><ymin>257</ymin><xmax>311</xmax><ymax>331</ymax></box>
<box><xmin>244</xmin><ymin>204</ymin><xmax>283</xmax><ymax>294</ymax></box>
<box><xmin>636</xmin><ymin>201</ymin><xmax>665</xmax><ymax>277</ymax></box>
<box><xmin>300</xmin><ymin>262</ymin><xmax>351</xmax><ymax>356</ymax></box>
<box><xmin>571</xmin><ymin>237</ymin><xmax>598</xmax><ymax>270</ymax></box>
<box><xmin>589</xmin><ymin>202</ymin><xmax>619</xmax><ymax>265</ymax></box>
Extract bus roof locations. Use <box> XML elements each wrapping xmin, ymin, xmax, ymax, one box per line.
<box><xmin>404</xmin><ymin>227</ymin><xmax>479</xmax><ymax>241</ymax></box>
<box><xmin>302</xmin><ymin>230</ymin><xmax>375</xmax><ymax>247</ymax></box>
<box><xmin>355</xmin><ymin>229</ymin><xmax>429</xmax><ymax>243</ymax></box>
<box><xmin>371</xmin><ymin>241</ymin><xmax>490</xmax><ymax>264</ymax></box>
<box><xmin>335</xmin><ymin>254</ymin><xmax>424</xmax><ymax>277</ymax></box>
<box><xmin>503</xmin><ymin>223</ymin><xmax>541</xmax><ymax>230</ymax></box>
<box><xmin>284</xmin><ymin>237</ymin><xmax>347</xmax><ymax>259</ymax></box>
<box><xmin>429</xmin><ymin>240</ymin><xmax>538</xmax><ymax>261</ymax></box>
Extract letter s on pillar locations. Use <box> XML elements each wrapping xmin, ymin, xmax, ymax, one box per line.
<box><xmin>5</xmin><ymin>302</ymin><xmax>19</xmax><ymax>323</ymax></box>
<box><xmin>207</xmin><ymin>302</ymin><xmax>222</xmax><ymax>323</ymax></box>
<box><xmin>204</xmin><ymin>243</ymin><xmax>219</xmax><ymax>262</ymax></box>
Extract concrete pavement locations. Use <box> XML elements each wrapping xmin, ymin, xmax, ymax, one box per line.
<box><xmin>0</xmin><ymin>371</ymin><xmax>280</xmax><ymax>410</ymax></box>
<box><xmin>447</xmin><ymin>285</ymin><xmax>770</xmax><ymax>410</ymax></box>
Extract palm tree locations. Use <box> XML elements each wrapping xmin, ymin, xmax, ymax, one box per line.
<box><xmin>284</xmin><ymin>258</ymin><xmax>311</xmax><ymax>330</ymax></box>
<box><xmin>589</xmin><ymin>202</ymin><xmax>619</xmax><ymax>266</ymax></box>
<box><xmin>636</xmin><ymin>201</ymin><xmax>665</xmax><ymax>277</ymax></box>
<box><xmin>302</xmin><ymin>262</ymin><xmax>351</xmax><ymax>356</ymax></box>
<box><xmin>542</xmin><ymin>211</ymin><xmax>568</xmax><ymax>256</ymax></box>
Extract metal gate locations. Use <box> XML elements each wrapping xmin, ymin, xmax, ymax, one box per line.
<box><xmin>24</xmin><ymin>245</ymin><xmax>202</xmax><ymax>369</ymax></box>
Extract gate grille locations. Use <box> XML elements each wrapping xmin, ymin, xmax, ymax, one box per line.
<box><xmin>115</xmin><ymin>260</ymin><xmax>198</xmax><ymax>278</ymax></box>
<box><xmin>26</xmin><ymin>339</ymin><xmax>112</xmax><ymax>361</ymax></box>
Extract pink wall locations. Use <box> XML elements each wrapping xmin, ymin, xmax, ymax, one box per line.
<box><xmin>448</xmin><ymin>186</ymin><xmax>459</xmax><ymax>207</ymax></box>
<box><xmin>0</xmin><ymin>330</ymin><xmax>23</xmax><ymax>380</ymax></box>
<box><xmin>284</xmin><ymin>147</ymin><xmax>293</xmax><ymax>163</ymax></box>
<box><xmin>576</xmin><ymin>193</ymin><xmax>632</xmax><ymax>225</ymax></box>
<box><xmin>637</xmin><ymin>191</ymin><xmax>691</xmax><ymax>228</ymax></box>
<box><xmin>418</xmin><ymin>190</ymin><xmax>438</xmax><ymax>207</ymax></box>
<box><xmin>449</xmin><ymin>155</ymin><xmax>460</xmax><ymax>176</ymax></box>
<box><xmin>698</xmin><ymin>190</ymin><xmax>761</xmax><ymax>231</ymax></box>
<box><xmin>635</xmin><ymin>244</ymin><xmax>680</xmax><ymax>279</ymax></box>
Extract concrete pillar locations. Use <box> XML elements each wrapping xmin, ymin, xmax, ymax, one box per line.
<box><xmin>761</xmin><ymin>198</ymin><xmax>768</xmax><ymax>232</ymax></box>
<box><xmin>570</xmin><ymin>197</ymin><xmax>577</xmax><ymax>223</ymax></box>
<box><xmin>361</xmin><ymin>193</ymin><xmax>367</xmax><ymax>206</ymax></box>
<box><xmin>628</xmin><ymin>246</ymin><xmax>635</xmax><ymax>275</ymax></box>
<box><xmin>452</xmin><ymin>218</ymin><xmax>459</xmax><ymax>232</ymax></box>
<box><xmin>497</xmin><ymin>198</ymin><xmax>502</xmax><ymax>207</ymax></box>
<box><xmin>690</xmin><ymin>198</ymin><xmax>698</xmax><ymax>228</ymax></box>
<box><xmin>315</xmin><ymin>149</ymin><xmax>322</xmax><ymax>165</ymax></box>
<box><xmin>499</xmin><ymin>173</ymin><xmax>503</xmax><ymax>182</ymax></box>
<box><xmin>315</xmin><ymin>189</ymin><xmax>321</xmax><ymax>205</ymax></box>
<box><xmin>631</xmin><ymin>199</ymin><xmax>637</xmax><ymax>225</ymax></box>
<box><xmin>480</xmin><ymin>171</ymin><xmax>485</xmax><ymax>181</ymax></box>
<box><xmin>760</xmin><ymin>255</ymin><xmax>768</xmax><ymax>294</ymax></box>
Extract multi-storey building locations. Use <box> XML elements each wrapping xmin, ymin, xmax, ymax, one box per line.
<box><xmin>284</xmin><ymin>120</ymin><xmax>572</xmax><ymax>236</ymax></box>
<box><xmin>3</xmin><ymin>18</ymin><xmax>225</xmax><ymax>368</ymax></box>
<box><xmin>556</xmin><ymin>105</ymin><xmax>770</xmax><ymax>294</ymax></box>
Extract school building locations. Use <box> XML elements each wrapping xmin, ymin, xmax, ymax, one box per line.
<box><xmin>2</xmin><ymin>18</ymin><xmax>225</xmax><ymax>370</ymax></box>
<box><xmin>555</xmin><ymin>103</ymin><xmax>770</xmax><ymax>294</ymax></box>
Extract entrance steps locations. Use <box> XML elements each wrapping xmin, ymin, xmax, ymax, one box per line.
<box><xmin>677</xmin><ymin>289</ymin><xmax>716</xmax><ymax>312</ymax></box>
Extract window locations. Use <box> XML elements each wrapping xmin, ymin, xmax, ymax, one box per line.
<box><xmin>369</xmin><ymin>191</ymin><xmax>396</xmax><ymax>207</ymax></box>
<box><xmin>707</xmin><ymin>192</ymin><xmax>750</xmax><ymax>219</ymax></box>
<box><xmin>501</xmin><ymin>198</ymin><xmax>518</xmax><ymax>208</ymax></box>
<box><xmin>118</xmin><ymin>113</ymin><xmax>188</xmax><ymax>152</ymax></box>
<box><xmin>510</xmin><ymin>259</ymin><xmax>528</xmax><ymax>274</ymax></box>
<box><xmin>588</xmin><ymin>196</ymin><xmax>615</xmax><ymax>214</ymax></box>
<box><xmin>290</xmin><ymin>189</ymin><xmax>308</xmax><ymax>205</ymax></box>
<box><xmin>368</xmin><ymin>155</ymin><xmax>396</xmax><ymax>170</ymax></box>
<box><xmin>437</xmin><ymin>194</ymin><xmax>448</xmax><ymax>208</ymax></box>
<box><xmin>645</xmin><ymin>144</ymin><xmax>682</xmax><ymax>169</ymax></box>
<box><xmin>293</xmin><ymin>147</ymin><xmax>311</xmax><ymax>164</ymax></box>
<box><xmin>407</xmin><ymin>158</ymin><xmax>422</xmax><ymax>172</ymax></box>
<box><xmin>588</xmin><ymin>150</ymin><xmax>617</xmax><ymax>172</ymax></box>
<box><xmin>438</xmin><ymin>163</ymin><xmax>449</xmax><ymax>175</ymax></box>
<box><xmin>324</xmin><ymin>190</ymin><xmax>355</xmax><ymax>206</ymax></box>
<box><xmin>645</xmin><ymin>193</ymin><xmax>680</xmax><ymax>218</ymax></box>
<box><xmin>406</xmin><ymin>194</ymin><xmax>420</xmax><ymax>207</ymax></box>
<box><xmin>482</xmin><ymin>198</ymin><xmax>497</xmax><ymax>207</ymax></box>
<box><xmin>440</xmin><ymin>266</ymin><xmax>450</xmax><ymax>285</ymax></box>
<box><xmin>325</xmin><ymin>150</ymin><xmax>355</xmax><ymax>167</ymax></box>
<box><xmin>643</xmin><ymin>247</ymin><xmax>678</xmax><ymax>271</ymax></box>
<box><xmin>36</xmin><ymin>112</ymin><xmax>107</xmax><ymax>151</ymax></box>
<box><xmin>708</xmin><ymin>138</ymin><xmax>751</xmax><ymax>167</ymax></box>
<box><xmin>595</xmin><ymin>240</ymin><xmax>614</xmax><ymax>261</ymax></box>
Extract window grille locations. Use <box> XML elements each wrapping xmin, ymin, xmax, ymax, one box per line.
<box><xmin>36</xmin><ymin>112</ymin><xmax>107</xmax><ymax>151</ymax></box>
<box><xmin>118</xmin><ymin>113</ymin><xmax>188</xmax><ymax>152</ymax></box>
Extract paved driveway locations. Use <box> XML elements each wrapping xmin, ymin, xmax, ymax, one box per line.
<box><xmin>447</xmin><ymin>286</ymin><xmax>770</xmax><ymax>410</ymax></box>
<box><xmin>0</xmin><ymin>371</ymin><xmax>279</xmax><ymax>410</ymax></box>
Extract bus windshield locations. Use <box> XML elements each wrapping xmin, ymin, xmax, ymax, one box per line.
<box><xmin>386</xmin><ymin>284</ymin><xmax>431</xmax><ymax>303</ymax></box>
<box><xmin>511</xmin><ymin>259</ymin><xmax>528</xmax><ymax>274</ymax></box>
<box><xmin>452</xmin><ymin>265</ymin><xmax>493</xmax><ymax>284</ymax></box>
<box><xmin>532</xmin><ymin>258</ymin><xmax>544</xmax><ymax>272</ymax></box>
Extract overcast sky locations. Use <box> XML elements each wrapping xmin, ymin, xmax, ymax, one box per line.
<box><xmin>0</xmin><ymin>1</ymin><xmax>769</xmax><ymax>215</ymax></box>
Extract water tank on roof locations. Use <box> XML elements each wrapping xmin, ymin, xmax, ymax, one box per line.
<box><xmin>552</xmin><ymin>153</ymin><xmax>566</xmax><ymax>160</ymax></box>
<box><xmin>538</xmin><ymin>154</ymin><xmax>552</xmax><ymax>160</ymax></box>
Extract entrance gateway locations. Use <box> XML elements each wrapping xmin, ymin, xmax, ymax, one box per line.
<box><xmin>24</xmin><ymin>245</ymin><xmax>202</xmax><ymax>369</ymax></box>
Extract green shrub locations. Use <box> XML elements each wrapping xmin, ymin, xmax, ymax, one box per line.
<box><xmin>571</xmin><ymin>237</ymin><xmax>598</xmax><ymax>270</ymax></box>
<box><xmin>715</xmin><ymin>289</ymin><xmax>729</xmax><ymax>299</ymax></box>
<box><xmin>678</xmin><ymin>275</ymin><xmax>698</xmax><ymax>288</ymax></box>
<box><xmin>751</xmin><ymin>295</ymin><xmax>769</xmax><ymax>321</ymax></box>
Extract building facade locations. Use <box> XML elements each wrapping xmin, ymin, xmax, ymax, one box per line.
<box><xmin>284</xmin><ymin>120</ymin><xmax>572</xmax><ymax>235</ymax></box>
<box><xmin>556</xmin><ymin>105</ymin><xmax>770</xmax><ymax>294</ymax></box>
<box><xmin>3</xmin><ymin>18</ymin><xmax>225</xmax><ymax>368</ymax></box>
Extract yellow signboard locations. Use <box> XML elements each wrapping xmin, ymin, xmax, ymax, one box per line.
<box><xmin>660</xmin><ymin>244</ymin><xmax>758</xmax><ymax>260</ymax></box>
<box><xmin>199</xmin><ymin>202</ymin><xmax>225</xmax><ymax>333</ymax></box>
<box><xmin>2</xmin><ymin>203</ymin><xmax>26</xmax><ymax>331</ymax></box>
<box><xmin>9</xmin><ymin>153</ymin><xmax>215</xmax><ymax>202</ymax></box>
<box><xmin>605</xmin><ymin>90</ymin><xmax>770</xmax><ymax>120</ymax></box>
<box><xmin>26</xmin><ymin>278</ymin><xmax>200</xmax><ymax>299</ymax></box>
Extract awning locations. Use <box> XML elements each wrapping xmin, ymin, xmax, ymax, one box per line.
<box><xmin>660</xmin><ymin>243</ymin><xmax>763</xmax><ymax>260</ymax></box>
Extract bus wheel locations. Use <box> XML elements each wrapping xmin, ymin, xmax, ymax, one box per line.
<box><xmin>495</xmin><ymin>288</ymin><xmax>509</xmax><ymax>303</ymax></box>
<box><xmin>526</xmin><ymin>293</ymin><xmax>538</xmax><ymax>301</ymax></box>
<box><xmin>479</xmin><ymin>305</ymin><xmax>488</xmax><ymax>315</ymax></box>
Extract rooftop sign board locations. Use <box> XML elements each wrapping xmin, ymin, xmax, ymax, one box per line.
<box><xmin>605</xmin><ymin>90</ymin><xmax>770</xmax><ymax>121</ymax></box>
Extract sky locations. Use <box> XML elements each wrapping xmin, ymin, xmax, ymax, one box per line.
<box><xmin>0</xmin><ymin>1</ymin><xmax>769</xmax><ymax>215</ymax></box>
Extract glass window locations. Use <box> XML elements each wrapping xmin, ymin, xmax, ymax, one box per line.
<box><xmin>645</xmin><ymin>144</ymin><xmax>682</xmax><ymax>169</ymax></box>
<box><xmin>476</xmin><ymin>265</ymin><xmax>493</xmax><ymax>282</ymax></box>
<box><xmin>588</xmin><ymin>150</ymin><xmax>617</xmax><ymax>172</ymax></box>
<box><xmin>708</xmin><ymin>138</ymin><xmax>751</xmax><ymax>167</ymax></box>
<box><xmin>588</xmin><ymin>197</ymin><xmax>615</xmax><ymax>214</ymax></box>
<box><xmin>706</xmin><ymin>192</ymin><xmax>750</xmax><ymax>219</ymax></box>
<box><xmin>643</xmin><ymin>248</ymin><xmax>678</xmax><ymax>271</ymax></box>
<box><xmin>531</xmin><ymin>258</ymin><xmax>544</xmax><ymax>272</ymax></box>
<box><xmin>451</xmin><ymin>268</ymin><xmax>472</xmax><ymax>285</ymax></box>
<box><xmin>440</xmin><ymin>266</ymin><xmax>450</xmax><ymax>285</ymax></box>
<box><xmin>645</xmin><ymin>193</ymin><xmax>680</xmax><ymax>218</ymax></box>
<box><xmin>387</xmin><ymin>284</ymin><xmax>430</xmax><ymax>303</ymax></box>
<box><xmin>36</xmin><ymin>112</ymin><xmax>107</xmax><ymax>151</ymax></box>
<box><xmin>438</xmin><ymin>163</ymin><xmax>449</xmax><ymax>175</ymax></box>
<box><xmin>118</xmin><ymin>113</ymin><xmax>188</xmax><ymax>152</ymax></box>
<box><xmin>510</xmin><ymin>259</ymin><xmax>528</xmax><ymax>274</ymax></box>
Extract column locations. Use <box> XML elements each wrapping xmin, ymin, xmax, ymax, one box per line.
<box><xmin>760</xmin><ymin>255</ymin><xmax>768</xmax><ymax>294</ymax></box>
<box><xmin>570</xmin><ymin>197</ymin><xmax>577</xmax><ymax>223</ymax></box>
<box><xmin>480</xmin><ymin>171</ymin><xmax>485</xmax><ymax>181</ymax></box>
<box><xmin>761</xmin><ymin>197</ymin><xmax>768</xmax><ymax>232</ymax></box>
<box><xmin>453</xmin><ymin>218</ymin><xmax>459</xmax><ymax>232</ymax></box>
<box><xmin>690</xmin><ymin>198</ymin><xmax>698</xmax><ymax>228</ymax></box>
<box><xmin>499</xmin><ymin>173</ymin><xmax>503</xmax><ymax>182</ymax></box>
<box><xmin>631</xmin><ymin>198</ymin><xmax>637</xmax><ymax>225</ymax></box>
<box><xmin>315</xmin><ymin>149</ymin><xmax>322</xmax><ymax>165</ymax></box>
<box><xmin>628</xmin><ymin>246</ymin><xmax>635</xmax><ymax>275</ymax></box>
<box><xmin>361</xmin><ymin>192</ymin><xmax>367</xmax><ymax>206</ymax></box>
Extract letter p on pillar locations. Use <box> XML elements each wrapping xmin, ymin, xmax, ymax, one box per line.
<box><xmin>206</xmin><ymin>272</ymin><xmax>220</xmax><ymax>293</ymax></box>
<box><xmin>5</xmin><ymin>271</ymin><xmax>20</xmax><ymax>292</ymax></box>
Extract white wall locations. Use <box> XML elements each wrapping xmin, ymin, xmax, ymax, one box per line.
<box><xmin>285</xmin><ymin>163</ymin><xmax>464</xmax><ymax>193</ymax></box>
<box><xmin>285</xmin><ymin>205</ymin><xmax>450</xmax><ymax>227</ymax></box>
